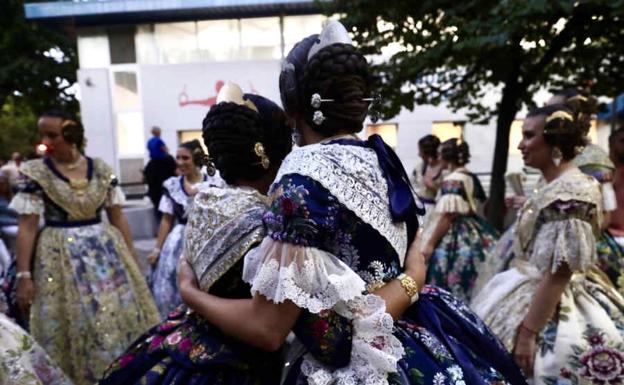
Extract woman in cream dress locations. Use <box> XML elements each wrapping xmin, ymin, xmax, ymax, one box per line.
<box><xmin>472</xmin><ymin>105</ymin><xmax>624</xmax><ymax>385</ymax></box>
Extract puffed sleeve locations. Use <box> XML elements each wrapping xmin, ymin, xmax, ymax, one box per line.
<box><xmin>105</xmin><ymin>177</ymin><xmax>126</xmax><ymax>207</ymax></box>
<box><xmin>531</xmin><ymin>199</ymin><xmax>599</xmax><ymax>274</ymax></box>
<box><xmin>9</xmin><ymin>178</ymin><xmax>44</xmax><ymax>216</ymax></box>
<box><xmin>243</xmin><ymin>174</ymin><xmax>403</xmax><ymax>385</ymax></box>
<box><xmin>157</xmin><ymin>194</ymin><xmax>174</xmax><ymax>215</ymax></box>
<box><xmin>435</xmin><ymin>179</ymin><xmax>470</xmax><ymax>214</ymax></box>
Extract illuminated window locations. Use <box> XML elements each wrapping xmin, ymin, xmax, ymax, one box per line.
<box><xmin>431</xmin><ymin>121</ymin><xmax>464</xmax><ymax>142</ymax></box>
<box><xmin>366</xmin><ymin>123</ymin><xmax>398</xmax><ymax>148</ymax></box>
<box><xmin>509</xmin><ymin>119</ymin><xmax>523</xmax><ymax>154</ymax></box>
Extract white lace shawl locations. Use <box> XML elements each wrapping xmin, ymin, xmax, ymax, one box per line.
<box><xmin>243</xmin><ymin>238</ymin><xmax>404</xmax><ymax>385</ymax></box>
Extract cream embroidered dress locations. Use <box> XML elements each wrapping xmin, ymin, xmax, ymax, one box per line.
<box><xmin>9</xmin><ymin>157</ymin><xmax>159</xmax><ymax>385</ymax></box>
<box><xmin>472</xmin><ymin>167</ymin><xmax>624</xmax><ymax>385</ymax></box>
<box><xmin>1</xmin><ymin>312</ymin><xmax>73</xmax><ymax>385</ymax></box>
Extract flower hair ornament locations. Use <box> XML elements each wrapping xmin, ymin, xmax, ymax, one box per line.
<box><xmin>254</xmin><ymin>142</ymin><xmax>270</xmax><ymax>169</ymax></box>
<box><xmin>202</xmin><ymin>150</ymin><xmax>216</xmax><ymax>176</ymax></box>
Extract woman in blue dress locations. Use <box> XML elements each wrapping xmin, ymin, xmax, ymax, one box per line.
<box><xmin>100</xmin><ymin>83</ymin><xmax>292</xmax><ymax>385</ymax></box>
<box><xmin>147</xmin><ymin>139</ymin><xmax>213</xmax><ymax>317</ymax></box>
<box><xmin>175</xmin><ymin>21</ymin><xmax>527</xmax><ymax>385</ymax></box>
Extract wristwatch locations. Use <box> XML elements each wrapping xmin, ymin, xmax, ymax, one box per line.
<box><xmin>397</xmin><ymin>273</ymin><xmax>419</xmax><ymax>304</ymax></box>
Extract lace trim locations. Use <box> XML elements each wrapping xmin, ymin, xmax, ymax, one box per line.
<box><xmin>8</xmin><ymin>192</ymin><xmax>44</xmax><ymax>216</ymax></box>
<box><xmin>531</xmin><ymin>218</ymin><xmax>596</xmax><ymax>274</ymax></box>
<box><xmin>243</xmin><ymin>238</ymin><xmax>403</xmax><ymax>385</ymax></box>
<box><xmin>106</xmin><ymin>185</ymin><xmax>125</xmax><ymax>207</ymax></box>
<box><xmin>302</xmin><ymin>294</ymin><xmax>404</xmax><ymax>385</ymax></box>
<box><xmin>435</xmin><ymin>194</ymin><xmax>470</xmax><ymax>214</ymax></box>
<box><xmin>274</xmin><ymin>143</ymin><xmax>407</xmax><ymax>258</ymax></box>
<box><xmin>243</xmin><ymin>238</ymin><xmax>366</xmax><ymax>312</ymax></box>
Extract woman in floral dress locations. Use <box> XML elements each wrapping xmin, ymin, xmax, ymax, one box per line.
<box><xmin>147</xmin><ymin>139</ymin><xmax>214</xmax><ymax>317</ymax></box>
<box><xmin>420</xmin><ymin>138</ymin><xmax>499</xmax><ymax>301</ymax></box>
<box><xmin>10</xmin><ymin>111</ymin><xmax>159</xmax><ymax>385</ymax></box>
<box><xmin>174</xmin><ymin>22</ymin><xmax>527</xmax><ymax>385</ymax></box>
<box><xmin>472</xmin><ymin>105</ymin><xmax>624</xmax><ymax>385</ymax></box>
<box><xmin>100</xmin><ymin>84</ymin><xmax>292</xmax><ymax>385</ymax></box>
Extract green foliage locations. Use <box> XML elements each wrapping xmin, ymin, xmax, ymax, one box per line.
<box><xmin>0</xmin><ymin>97</ymin><xmax>38</xmax><ymax>160</ymax></box>
<box><xmin>329</xmin><ymin>0</ymin><xmax>624</xmax><ymax>227</ymax></box>
<box><xmin>332</xmin><ymin>0</ymin><xmax>624</xmax><ymax>121</ymax></box>
<box><xmin>0</xmin><ymin>0</ymin><xmax>78</xmax><ymax>115</ymax></box>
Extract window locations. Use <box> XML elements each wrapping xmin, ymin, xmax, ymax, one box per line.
<box><xmin>366</xmin><ymin>123</ymin><xmax>398</xmax><ymax>148</ymax></box>
<box><xmin>283</xmin><ymin>15</ymin><xmax>328</xmax><ymax>54</ymax></box>
<box><xmin>431</xmin><ymin>121</ymin><xmax>464</xmax><ymax>142</ymax></box>
<box><xmin>108</xmin><ymin>26</ymin><xmax>136</xmax><ymax>64</ymax></box>
<box><xmin>508</xmin><ymin>119</ymin><xmax>523</xmax><ymax>154</ymax></box>
<box><xmin>77</xmin><ymin>28</ymin><xmax>110</xmax><ymax>68</ymax></box>
<box><xmin>112</xmin><ymin>71</ymin><xmax>139</xmax><ymax>110</ymax></box>
<box><xmin>240</xmin><ymin>17</ymin><xmax>281</xmax><ymax>60</ymax></box>
<box><xmin>197</xmin><ymin>19</ymin><xmax>241</xmax><ymax>61</ymax></box>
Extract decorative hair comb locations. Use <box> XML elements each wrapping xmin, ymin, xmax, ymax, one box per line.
<box><xmin>307</xmin><ymin>20</ymin><xmax>354</xmax><ymax>60</ymax></box>
<box><xmin>216</xmin><ymin>82</ymin><xmax>258</xmax><ymax>113</ymax></box>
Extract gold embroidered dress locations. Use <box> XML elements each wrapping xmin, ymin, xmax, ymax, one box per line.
<box><xmin>9</xmin><ymin>157</ymin><xmax>159</xmax><ymax>385</ymax></box>
<box><xmin>471</xmin><ymin>167</ymin><xmax>624</xmax><ymax>385</ymax></box>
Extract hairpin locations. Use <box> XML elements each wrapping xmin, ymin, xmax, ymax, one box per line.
<box><xmin>254</xmin><ymin>142</ymin><xmax>270</xmax><ymax>169</ymax></box>
<box><xmin>202</xmin><ymin>150</ymin><xmax>216</xmax><ymax>176</ymax></box>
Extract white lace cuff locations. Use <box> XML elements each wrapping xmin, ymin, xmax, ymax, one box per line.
<box><xmin>243</xmin><ymin>237</ymin><xmax>366</xmax><ymax>312</ymax></box>
<box><xmin>8</xmin><ymin>192</ymin><xmax>43</xmax><ymax>216</ymax></box>
<box><xmin>603</xmin><ymin>182</ymin><xmax>617</xmax><ymax>212</ymax></box>
<box><xmin>532</xmin><ymin>218</ymin><xmax>596</xmax><ymax>273</ymax></box>
<box><xmin>106</xmin><ymin>186</ymin><xmax>126</xmax><ymax>207</ymax></box>
<box><xmin>435</xmin><ymin>194</ymin><xmax>470</xmax><ymax>214</ymax></box>
<box><xmin>243</xmin><ymin>238</ymin><xmax>404</xmax><ymax>385</ymax></box>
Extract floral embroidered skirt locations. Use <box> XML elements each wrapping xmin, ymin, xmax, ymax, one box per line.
<box><xmin>472</xmin><ymin>263</ymin><xmax>624</xmax><ymax>385</ymax></box>
<box><xmin>596</xmin><ymin>230</ymin><xmax>624</xmax><ymax>291</ymax></box>
<box><xmin>283</xmin><ymin>286</ymin><xmax>526</xmax><ymax>385</ymax></box>
<box><xmin>150</xmin><ymin>224</ymin><xmax>185</xmax><ymax>317</ymax></box>
<box><xmin>30</xmin><ymin>223</ymin><xmax>160</xmax><ymax>385</ymax></box>
<box><xmin>427</xmin><ymin>215</ymin><xmax>499</xmax><ymax>302</ymax></box>
<box><xmin>0</xmin><ymin>312</ymin><xmax>73</xmax><ymax>385</ymax></box>
<box><xmin>100</xmin><ymin>306</ymin><xmax>282</xmax><ymax>385</ymax></box>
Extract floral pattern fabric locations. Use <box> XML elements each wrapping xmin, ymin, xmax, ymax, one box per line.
<box><xmin>8</xmin><ymin>158</ymin><xmax>160</xmax><ymax>385</ymax></box>
<box><xmin>0</xmin><ymin>313</ymin><xmax>73</xmax><ymax>385</ymax></box>
<box><xmin>424</xmin><ymin>169</ymin><xmax>499</xmax><ymax>301</ymax></box>
<box><xmin>472</xmin><ymin>167</ymin><xmax>624</xmax><ymax>385</ymax></box>
<box><xmin>245</xmin><ymin>141</ymin><xmax>526</xmax><ymax>385</ymax></box>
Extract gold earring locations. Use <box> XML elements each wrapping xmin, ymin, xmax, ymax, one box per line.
<box><xmin>254</xmin><ymin>142</ymin><xmax>270</xmax><ymax>169</ymax></box>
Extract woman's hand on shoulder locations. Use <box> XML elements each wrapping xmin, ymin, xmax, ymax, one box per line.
<box><xmin>177</xmin><ymin>256</ymin><xmax>199</xmax><ymax>302</ymax></box>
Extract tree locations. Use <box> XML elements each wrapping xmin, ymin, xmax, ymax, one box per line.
<box><xmin>0</xmin><ymin>97</ymin><xmax>38</xmax><ymax>160</ymax></box>
<box><xmin>330</xmin><ymin>0</ymin><xmax>624</xmax><ymax>229</ymax></box>
<box><xmin>0</xmin><ymin>0</ymin><xmax>78</xmax><ymax>147</ymax></box>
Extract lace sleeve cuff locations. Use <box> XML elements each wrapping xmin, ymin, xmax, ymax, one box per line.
<box><xmin>158</xmin><ymin>195</ymin><xmax>174</xmax><ymax>214</ymax></box>
<box><xmin>8</xmin><ymin>192</ymin><xmax>43</xmax><ymax>216</ymax></box>
<box><xmin>532</xmin><ymin>218</ymin><xmax>596</xmax><ymax>273</ymax></box>
<box><xmin>435</xmin><ymin>194</ymin><xmax>470</xmax><ymax>214</ymax></box>
<box><xmin>243</xmin><ymin>238</ymin><xmax>404</xmax><ymax>385</ymax></box>
<box><xmin>106</xmin><ymin>186</ymin><xmax>126</xmax><ymax>207</ymax></box>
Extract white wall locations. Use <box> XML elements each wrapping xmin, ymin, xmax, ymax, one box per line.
<box><xmin>78</xmin><ymin>68</ymin><xmax>117</xmax><ymax>170</ymax></box>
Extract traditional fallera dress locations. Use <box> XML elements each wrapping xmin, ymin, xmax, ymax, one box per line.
<box><xmin>9</xmin><ymin>157</ymin><xmax>160</xmax><ymax>385</ymax></box>
<box><xmin>421</xmin><ymin>168</ymin><xmax>499</xmax><ymax>301</ymax></box>
<box><xmin>243</xmin><ymin>136</ymin><xmax>526</xmax><ymax>385</ymax></box>
<box><xmin>150</xmin><ymin>174</ymin><xmax>208</xmax><ymax>317</ymax></box>
<box><xmin>472</xmin><ymin>167</ymin><xmax>624</xmax><ymax>385</ymax></box>
<box><xmin>411</xmin><ymin>162</ymin><xmax>442</xmax><ymax>226</ymax></box>
<box><xmin>0</xmin><ymin>313</ymin><xmax>73</xmax><ymax>385</ymax></box>
<box><xmin>100</xmin><ymin>184</ymin><xmax>283</xmax><ymax>385</ymax></box>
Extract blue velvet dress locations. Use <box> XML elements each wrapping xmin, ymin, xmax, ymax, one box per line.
<box><xmin>243</xmin><ymin>136</ymin><xmax>527</xmax><ymax>385</ymax></box>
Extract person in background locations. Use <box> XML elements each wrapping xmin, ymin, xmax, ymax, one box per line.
<box><xmin>10</xmin><ymin>110</ymin><xmax>159</xmax><ymax>385</ymax></box>
<box><xmin>420</xmin><ymin>138</ymin><xmax>499</xmax><ymax>301</ymax></box>
<box><xmin>147</xmin><ymin>139</ymin><xmax>209</xmax><ymax>317</ymax></box>
<box><xmin>144</xmin><ymin>126</ymin><xmax>177</xmax><ymax>220</ymax></box>
<box><xmin>610</xmin><ymin>127</ymin><xmax>624</xmax><ymax>249</ymax></box>
<box><xmin>0</xmin><ymin>152</ymin><xmax>24</xmax><ymax>191</ymax></box>
<box><xmin>412</xmin><ymin>134</ymin><xmax>443</xmax><ymax>225</ymax></box>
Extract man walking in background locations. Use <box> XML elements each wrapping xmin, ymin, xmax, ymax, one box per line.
<box><xmin>144</xmin><ymin>126</ymin><xmax>176</xmax><ymax>220</ymax></box>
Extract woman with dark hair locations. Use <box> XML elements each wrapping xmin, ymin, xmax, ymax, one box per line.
<box><xmin>171</xmin><ymin>22</ymin><xmax>526</xmax><ymax>385</ymax></box>
<box><xmin>100</xmin><ymin>83</ymin><xmax>292</xmax><ymax>385</ymax></box>
<box><xmin>472</xmin><ymin>105</ymin><xmax>624</xmax><ymax>384</ymax></box>
<box><xmin>9</xmin><ymin>110</ymin><xmax>159</xmax><ymax>385</ymax></box>
<box><xmin>419</xmin><ymin>138</ymin><xmax>499</xmax><ymax>301</ymax></box>
<box><xmin>412</xmin><ymin>134</ymin><xmax>443</xmax><ymax>225</ymax></box>
<box><xmin>147</xmin><ymin>139</ymin><xmax>215</xmax><ymax>317</ymax></box>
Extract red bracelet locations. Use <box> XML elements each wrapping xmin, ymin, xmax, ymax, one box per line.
<box><xmin>518</xmin><ymin>322</ymin><xmax>539</xmax><ymax>335</ymax></box>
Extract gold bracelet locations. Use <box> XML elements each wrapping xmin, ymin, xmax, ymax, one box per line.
<box><xmin>397</xmin><ymin>273</ymin><xmax>419</xmax><ymax>304</ymax></box>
